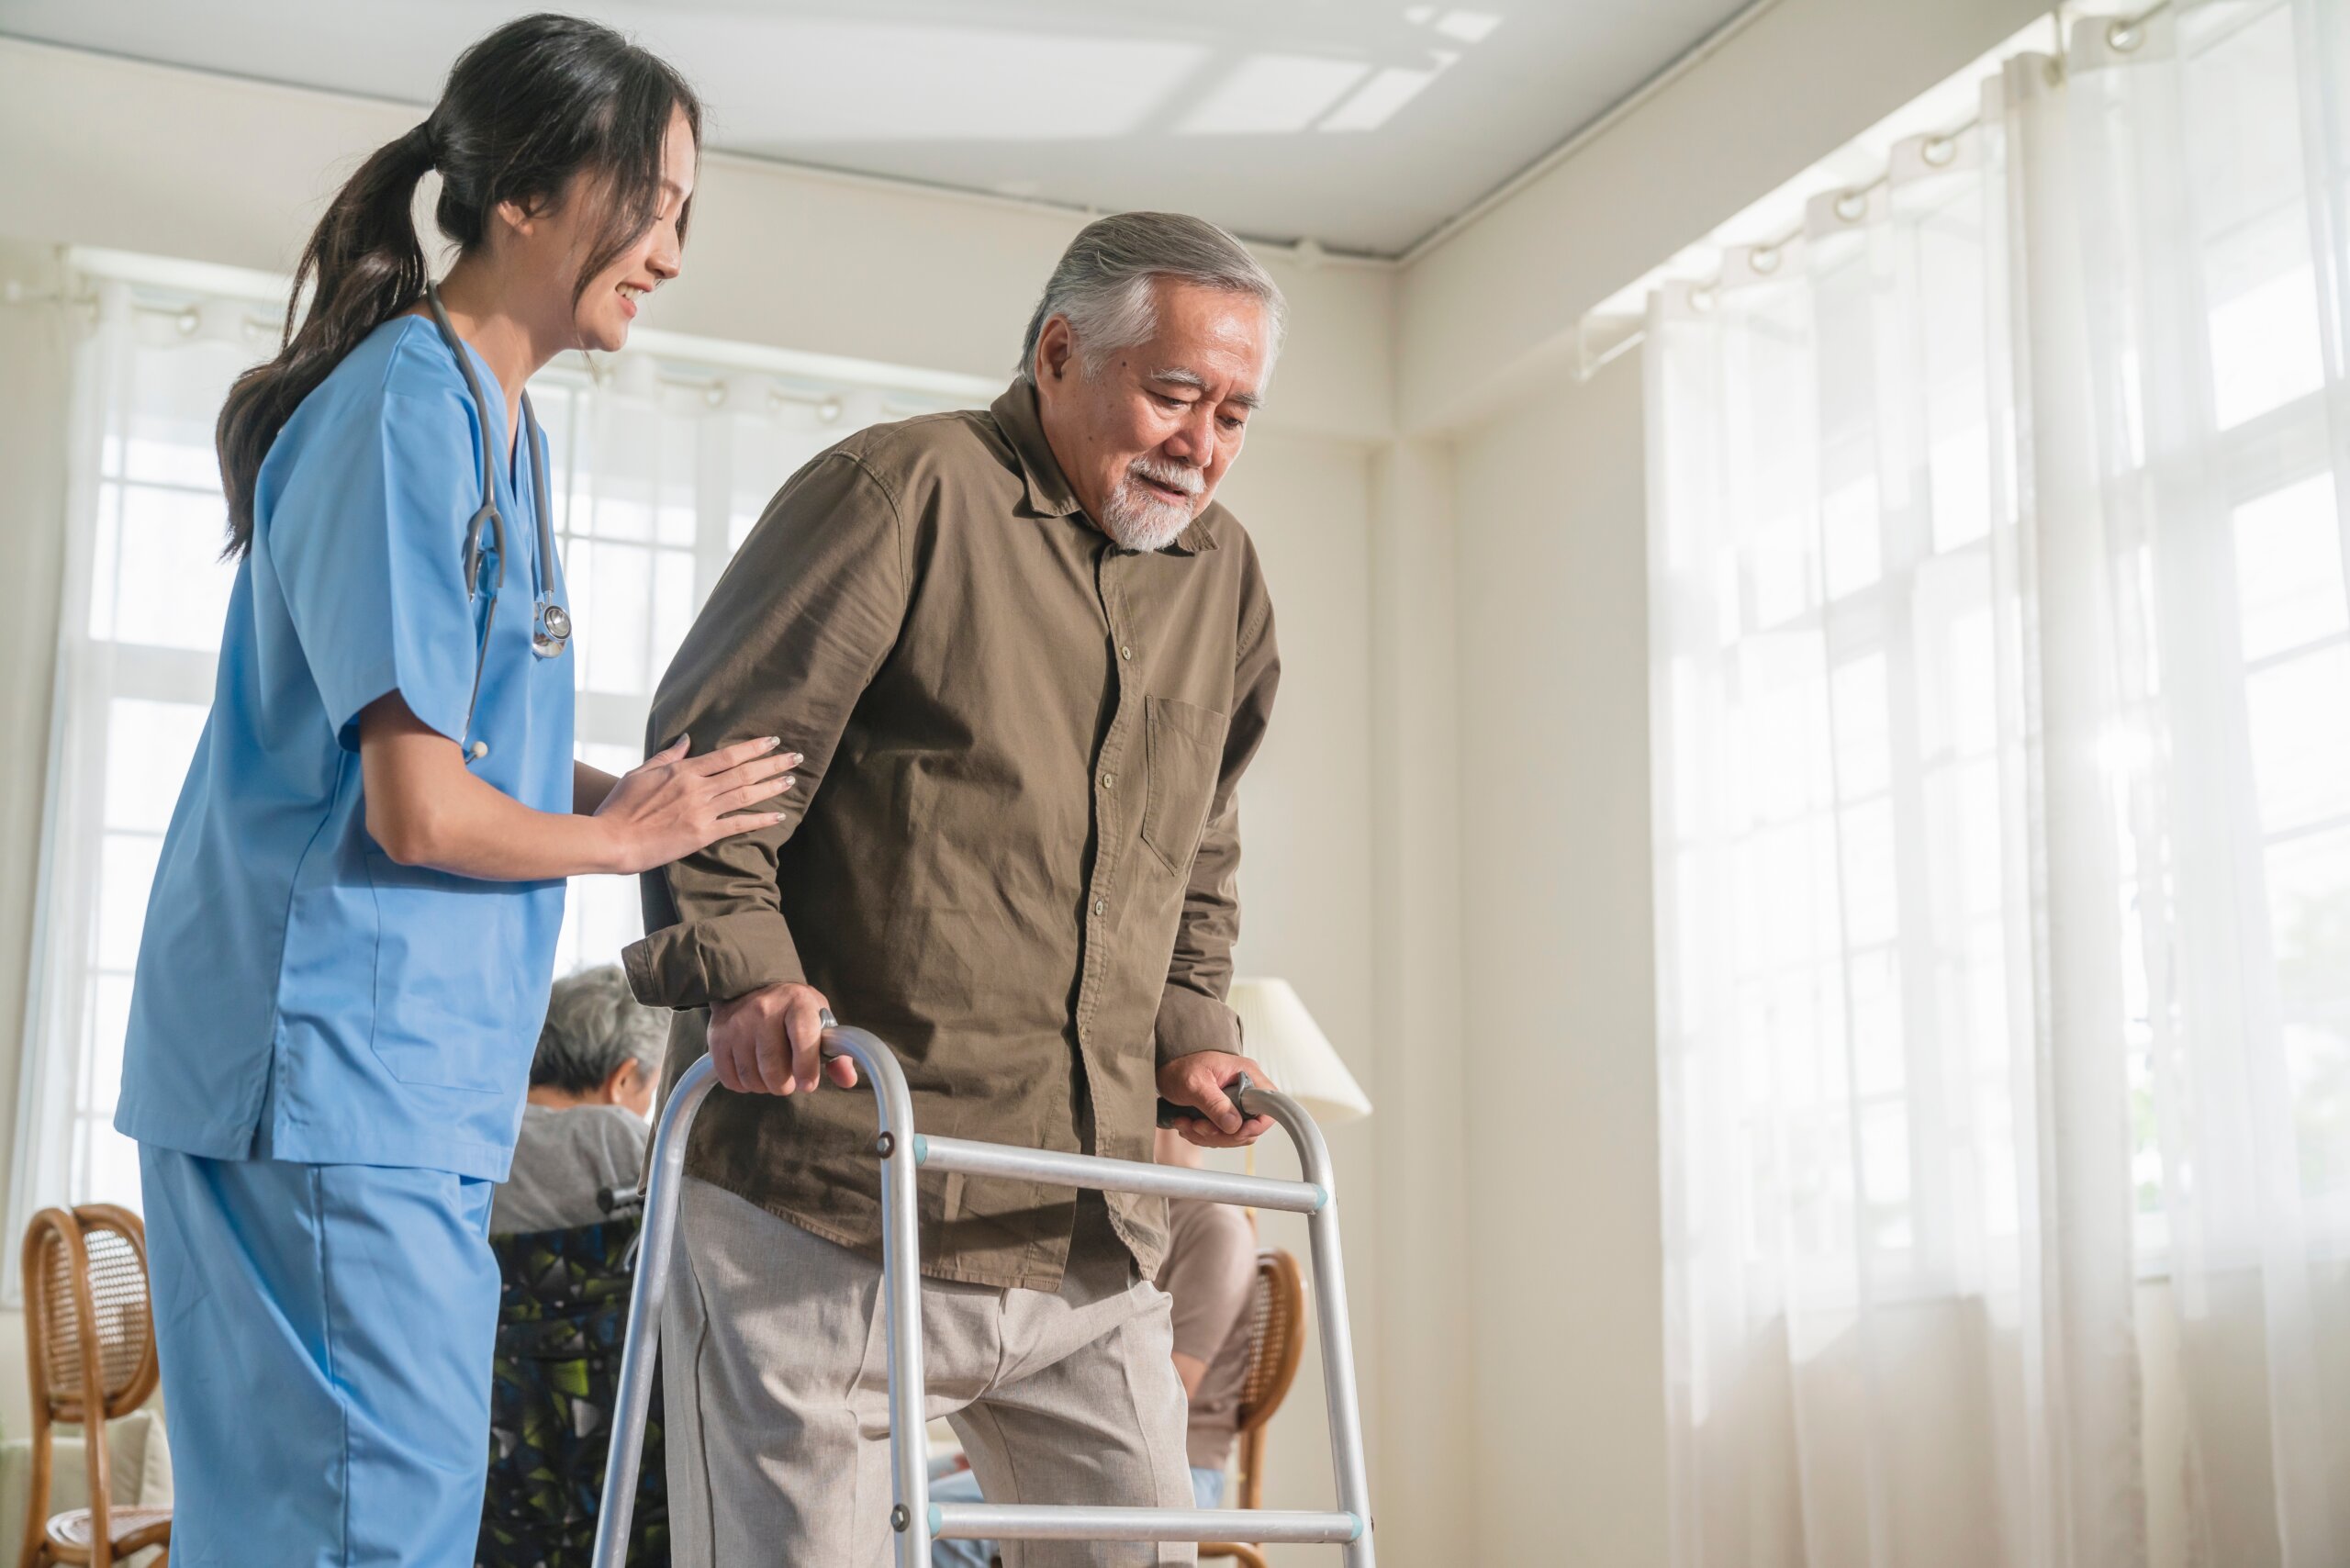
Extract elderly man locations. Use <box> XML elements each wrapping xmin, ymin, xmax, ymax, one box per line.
<box><xmin>489</xmin><ymin>964</ymin><xmax>662</xmax><ymax>1236</ymax></box>
<box><xmin>624</xmin><ymin>211</ymin><xmax>1285</xmax><ymax>1567</ymax></box>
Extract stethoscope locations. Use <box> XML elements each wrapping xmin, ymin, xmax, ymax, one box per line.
<box><xmin>424</xmin><ymin>280</ymin><xmax>571</xmax><ymax>757</ymax></box>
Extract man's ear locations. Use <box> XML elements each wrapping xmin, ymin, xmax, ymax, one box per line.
<box><xmin>1036</xmin><ymin>316</ymin><xmax>1076</xmax><ymax>384</ymax></box>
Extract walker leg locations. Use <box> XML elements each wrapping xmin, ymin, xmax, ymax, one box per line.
<box><xmin>1308</xmin><ymin>1193</ymin><xmax>1376</xmax><ymax>1567</ymax></box>
<box><xmin>864</xmin><ymin>1051</ymin><xmax>932</xmax><ymax>1567</ymax></box>
<box><xmin>588</xmin><ymin>1059</ymin><xmax>717</xmax><ymax>1568</ymax></box>
<box><xmin>1248</xmin><ymin>1090</ymin><xmax>1377</xmax><ymax>1566</ymax></box>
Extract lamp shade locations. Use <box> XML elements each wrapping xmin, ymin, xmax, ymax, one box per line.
<box><xmin>1228</xmin><ymin>978</ymin><xmax>1371</xmax><ymax>1126</ymax></box>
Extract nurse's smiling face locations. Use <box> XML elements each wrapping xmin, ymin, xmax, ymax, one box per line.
<box><xmin>499</xmin><ymin>105</ymin><xmax>697</xmax><ymax>354</ymax></box>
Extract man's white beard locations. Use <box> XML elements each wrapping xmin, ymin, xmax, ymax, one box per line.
<box><xmin>1099</xmin><ymin>457</ymin><xmax>1202</xmax><ymax>552</ymax></box>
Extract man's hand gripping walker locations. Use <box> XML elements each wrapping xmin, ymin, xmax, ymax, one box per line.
<box><xmin>589</xmin><ymin>1016</ymin><xmax>1378</xmax><ymax>1566</ymax></box>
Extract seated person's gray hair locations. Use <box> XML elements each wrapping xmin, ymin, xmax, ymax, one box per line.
<box><xmin>1017</xmin><ymin>211</ymin><xmax>1288</xmax><ymax>381</ymax></box>
<box><xmin>530</xmin><ymin>965</ymin><xmax>666</xmax><ymax>1096</ymax></box>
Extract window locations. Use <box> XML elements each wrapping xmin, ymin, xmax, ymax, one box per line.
<box><xmin>8</xmin><ymin>252</ymin><xmax>986</xmax><ymax>1271</ymax></box>
<box><xmin>1645</xmin><ymin>0</ymin><xmax>2350</xmax><ymax>1326</ymax></box>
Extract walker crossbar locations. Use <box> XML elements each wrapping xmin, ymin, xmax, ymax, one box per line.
<box><xmin>913</xmin><ymin>1136</ymin><xmax>1328</xmax><ymax>1215</ymax></box>
<box><xmin>931</xmin><ymin>1503</ymin><xmax>1364</xmax><ymax>1544</ymax></box>
<box><xmin>590</xmin><ymin>1023</ymin><xmax>1377</xmax><ymax>1568</ymax></box>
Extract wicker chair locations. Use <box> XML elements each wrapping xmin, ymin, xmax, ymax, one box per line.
<box><xmin>18</xmin><ymin>1206</ymin><xmax>169</xmax><ymax>1568</ymax></box>
<box><xmin>1200</xmin><ymin>1248</ymin><xmax>1307</xmax><ymax>1568</ymax></box>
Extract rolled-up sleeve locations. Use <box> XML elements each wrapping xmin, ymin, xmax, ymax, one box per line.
<box><xmin>624</xmin><ymin>453</ymin><xmax>908</xmax><ymax>1009</ymax></box>
<box><xmin>1154</xmin><ymin>566</ymin><xmax>1280</xmax><ymax>1066</ymax></box>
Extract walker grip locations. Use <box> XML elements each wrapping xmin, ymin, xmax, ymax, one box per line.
<box><xmin>1155</xmin><ymin>1071</ymin><xmax>1256</xmax><ymax>1128</ymax></box>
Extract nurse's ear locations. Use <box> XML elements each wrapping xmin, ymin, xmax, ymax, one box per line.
<box><xmin>491</xmin><ymin>190</ymin><xmax>556</xmax><ymax>241</ymax></box>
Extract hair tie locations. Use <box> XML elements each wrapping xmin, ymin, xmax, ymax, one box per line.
<box><xmin>409</xmin><ymin>119</ymin><xmax>441</xmax><ymax>168</ymax></box>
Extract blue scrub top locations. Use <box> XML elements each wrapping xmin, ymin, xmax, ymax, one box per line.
<box><xmin>115</xmin><ymin>315</ymin><xmax>575</xmax><ymax>1180</ymax></box>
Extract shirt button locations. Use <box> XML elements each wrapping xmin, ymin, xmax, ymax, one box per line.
<box><xmin>1092</xmin><ymin>898</ymin><xmax>1106</xmax><ymax>915</ymax></box>
<box><xmin>1102</xmin><ymin>773</ymin><xmax>1116</xmax><ymax>790</ymax></box>
<box><xmin>1119</xmin><ymin>644</ymin><xmax>1133</xmax><ymax>660</ymax></box>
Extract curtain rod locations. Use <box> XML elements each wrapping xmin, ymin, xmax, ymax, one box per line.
<box><xmin>1575</xmin><ymin>0</ymin><xmax>2178</xmax><ymax>378</ymax></box>
<box><xmin>0</xmin><ymin>286</ymin><xmax>872</xmax><ymax>418</ymax></box>
<box><xmin>1681</xmin><ymin>0</ymin><xmax>2177</xmax><ymax>303</ymax></box>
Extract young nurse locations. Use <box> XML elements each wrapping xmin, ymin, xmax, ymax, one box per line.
<box><xmin>111</xmin><ymin>17</ymin><xmax>791</xmax><ymax>1564</ymax></box>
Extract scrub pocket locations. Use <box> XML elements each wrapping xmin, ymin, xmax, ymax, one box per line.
<box><xmin>364</xmin><ymin>846</ymin><xmax>527</xmax><ymax>1092</ymax></box>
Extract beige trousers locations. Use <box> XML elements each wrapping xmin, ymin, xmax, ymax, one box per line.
<box><xmin>663</xmin><ymin>1176</ymin><xmax>1198</xmax><ymax>1567</ymax></box>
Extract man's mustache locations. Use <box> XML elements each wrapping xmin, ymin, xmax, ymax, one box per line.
<box><xmin>1125</xmin><ymin>456</ymin><xmax>1203</xmax><ymax>498</ymax></box>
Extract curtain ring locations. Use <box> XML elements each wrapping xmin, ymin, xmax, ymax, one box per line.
<box><xmin>703</xmin><ymin>382</ymin><xmax>727</xmax><ymax>409</ymax></box>
<box><xmin>1834</xmin><ymin>190</ymin><xmax>1868</xmax><ymax>223</ymax></box>
<box><xmin>1750</xmin><ymin>245</ymin><xmax>1782</xmax><ymax>275</ymax></box>
<box><xmin>1921</xmin><ymin>134</ymin><xmax>1957</xmax><ymax>168</ymax></box>
<box><xmin>817</xmin><ymin>397</ymin><xmax>845</xmax><ymax>424</ymax></box>
<box><xmin>2108</xmin><ymin>19</ymin><xmax>2144</xmax><ymax>51</ymax></box>
<box><xmin>1690</xmin><ymin>284</ymin><xmax>1718</xmax><ymax>313</ymax></box>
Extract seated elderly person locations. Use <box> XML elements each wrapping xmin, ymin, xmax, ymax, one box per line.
<box><xmin>490</xmin><ymin>965</ymin><xmax>662</xmax><ymax>1236</ymax></box>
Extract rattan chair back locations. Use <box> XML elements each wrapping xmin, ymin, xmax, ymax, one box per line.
<box><xmin>23</xmin><ymin>1207</ymin><xmax>156</xmax><ymax>1424</ymax></box>
<box><xmin>18</xmin><ymin>1205</ymin><xmax>167</xmax><ymax>1568</ymax></box>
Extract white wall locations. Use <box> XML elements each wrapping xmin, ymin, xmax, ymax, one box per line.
<box><xmin>1450</xmin><ymin>368</ymin><xmax>1666</xmax><ymax>1568</ymax></box>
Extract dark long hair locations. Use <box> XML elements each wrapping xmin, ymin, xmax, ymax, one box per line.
<box><xmin>217</xmin><ymin>13</ymin><xmax>701</xmax><ymax>555</ymax></box>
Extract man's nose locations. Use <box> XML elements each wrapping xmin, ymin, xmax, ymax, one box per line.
<box><xmin>1162</xmin><ymin>406</ymin><xmax>1215</xmax><ymax>465</ymax></box>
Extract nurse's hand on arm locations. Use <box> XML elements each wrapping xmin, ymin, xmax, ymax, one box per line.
<box><xmin>359</xmin><ymin>692</ymin><xmax>800</xmax><ymax>879</ymax></box>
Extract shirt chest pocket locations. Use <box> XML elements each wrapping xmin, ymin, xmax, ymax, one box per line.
<box><xmin>1139</xmin><ymin>696</ymin><xmax>1227</xmax><ymax>874</ymax></box>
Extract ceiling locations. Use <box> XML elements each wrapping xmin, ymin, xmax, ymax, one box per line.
<box><xmin>0</xmin><ymin>0</ymin><xmax>1754</xmax><ymax>257</ymax></box>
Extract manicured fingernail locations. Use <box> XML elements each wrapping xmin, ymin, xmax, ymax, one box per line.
<box><xmin>763</xmin><ymin>736</ymin><xmax>782</xmax><ymax>750</ymax></box>
<box><xmin>784</xmin><ymin>752</ymin><xmax>804</xmax><ymax>767</ymax></box>
<box><xmin>778</xmin><ymin>775</ymin><xmax>797</xmax><ymax>790</ymax></box>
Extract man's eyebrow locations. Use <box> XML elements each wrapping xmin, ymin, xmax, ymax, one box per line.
<box><xmin>1148</xmin><ymin>366</ymin><xmax>1261</xmax><ymax>410</ymax></box>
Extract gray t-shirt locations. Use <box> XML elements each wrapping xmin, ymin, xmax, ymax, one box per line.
<box><xmin>491</xmin><ymin>1103</ymin><xmax>650</xmax><ymax>1236</ymax></box>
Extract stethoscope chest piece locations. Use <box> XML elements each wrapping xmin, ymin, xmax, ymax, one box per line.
<box><xmin>532</xmin><ymin>599</ymin><xmax>572</xmax><ymax>659</ymax></box>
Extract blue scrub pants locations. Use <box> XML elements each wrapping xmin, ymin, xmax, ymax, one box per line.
<box><xmin>140</xmin><ymin>1145</ymin><xmax>500</xmax><ymax>1568</ymax></box>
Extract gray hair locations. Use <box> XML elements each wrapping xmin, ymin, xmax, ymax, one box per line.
<box><xmin>1017</xmin><ymin>211</ymin><xmax>1287</xmax><ymax>382</ymax></box>
<box><xmin>530</xmin><ymin>965</ymin><xmax>666</xmax><ymax>1095</ymax></box>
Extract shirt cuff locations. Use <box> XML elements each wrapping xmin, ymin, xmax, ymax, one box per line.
<box><xmin>623</xmin><ymin>910</ymin><xmax>807</xmax><ymax>1009</ymax></box>
<box><xmin>1155</xmin><ymin>982</ymin><xmax>1241</xmax><ymax>1068</ymax></box>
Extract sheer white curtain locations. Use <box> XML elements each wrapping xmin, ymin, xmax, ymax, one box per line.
<box><xmin>9</xmin><ymin>255</ymin><xmax>962</xmax><ymax>1289</ymax></box>
<box><xmin>1647</xmin><ymin>4</ymin><xmax>2350</xmax><ymax>1565</ymax></box>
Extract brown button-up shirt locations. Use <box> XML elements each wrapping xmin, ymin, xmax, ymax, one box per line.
<box><xmin>622</xmin><ymin>381</ymin><xmax>1280</xmax><ymax>1290</ymax></box>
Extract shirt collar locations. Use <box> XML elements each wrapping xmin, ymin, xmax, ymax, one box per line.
<box><xmin>989</xmin><ymin>380</ymin><xmax>1219</xmax><ymax>555</ymax></box>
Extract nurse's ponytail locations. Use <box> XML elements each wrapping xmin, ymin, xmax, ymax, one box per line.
<box><xmin>216</xmin><ymin>14</ymin><xmax>701</xmax><ymax>557</ymax></box>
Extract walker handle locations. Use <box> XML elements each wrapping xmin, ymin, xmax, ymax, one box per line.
<box><xmin>1155</xmin><ymin>1071</ymin><xmax>1257</xmax><ymax>1128</ymax></box>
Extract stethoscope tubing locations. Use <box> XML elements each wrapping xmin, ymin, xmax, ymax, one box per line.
<box><xmin>423</xmin><ymin>281</ymin><xmax>569</xmax><ymax>750</ymax></box>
